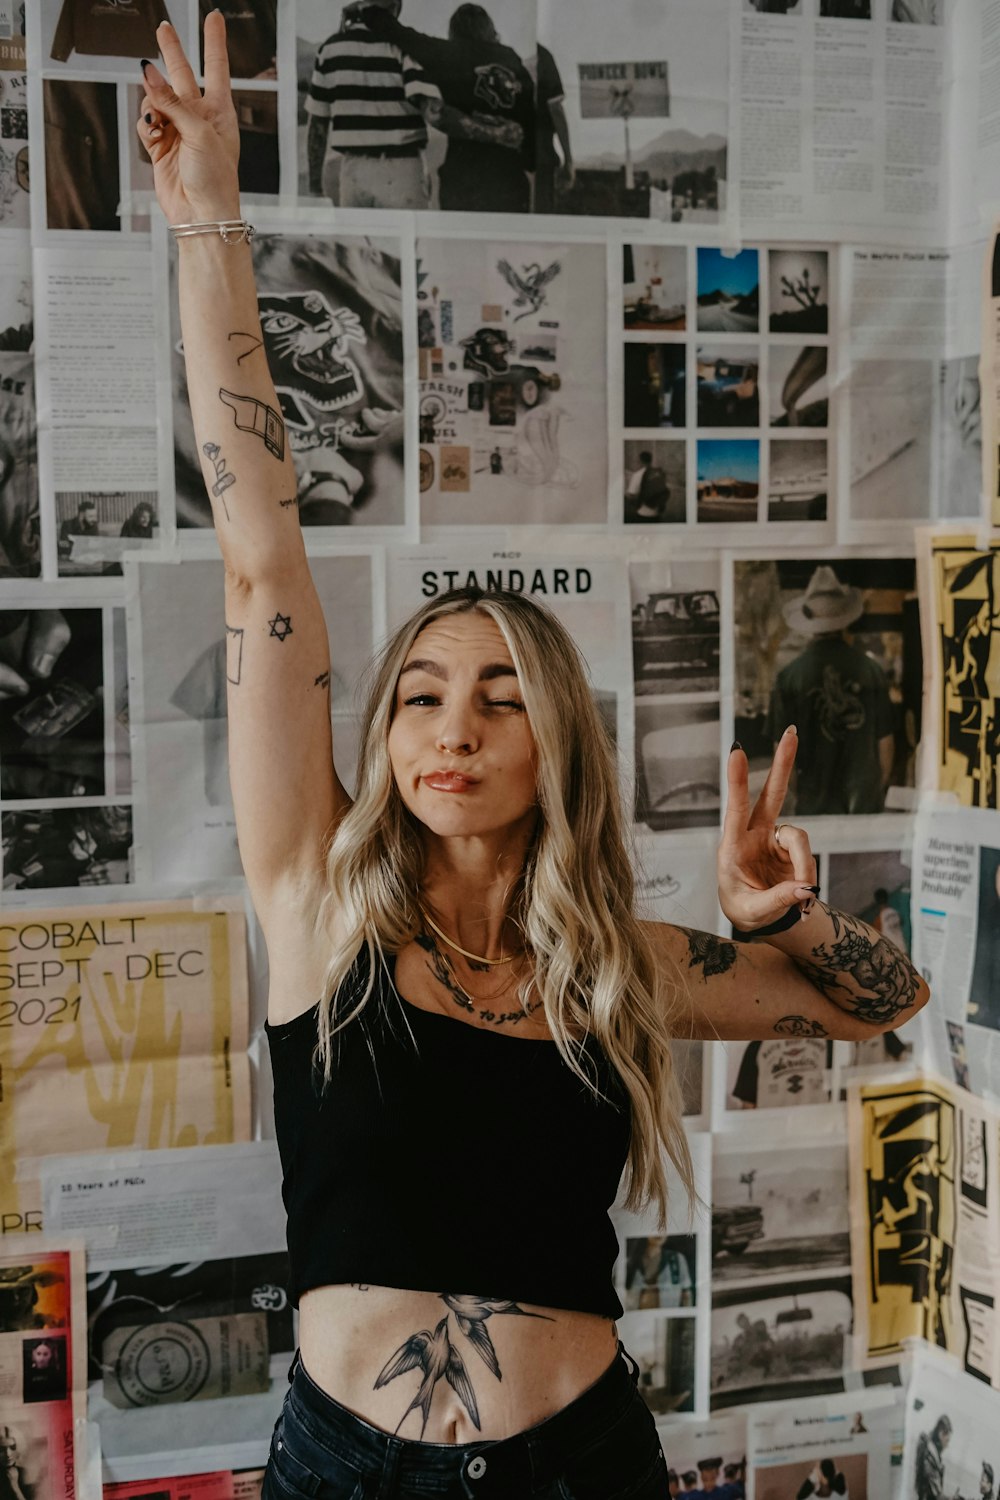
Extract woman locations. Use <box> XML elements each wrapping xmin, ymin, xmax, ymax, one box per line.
<box><xmin>137</xmin><ymin>19</ymin><xmax>928</xmax><ymax>1496</ymax></box>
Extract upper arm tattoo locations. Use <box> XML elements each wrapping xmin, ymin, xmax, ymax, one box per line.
<box><xmin>793</xmin><ymin>904</ymin><xmax>919</xmax><ymax>1025</ymax></box>
<box><xmin>219</xmin><ymin>388</ymin><xmax>285</xmax><ymax>461</ymax></box>
<box><xmin>774</xmin><ymin>1015</ymin><xmax>828</xmax><ymax>1038</ymax></box>
<box><xmin>681</xmin><ymin>928</ymin><xmax>738</xmax><ymax>981</ymax></box>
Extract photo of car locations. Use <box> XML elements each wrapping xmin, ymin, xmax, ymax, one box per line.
<box><xmin>632</xmin><ymin>589</ymin><xmax>721</xmax><ymax>695</ymax></box>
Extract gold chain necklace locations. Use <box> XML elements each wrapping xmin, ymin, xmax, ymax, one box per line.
<box><xmin>418</xmin><ymin>904</ymin><xmax>517</xmax><ymax>967</ymax></box>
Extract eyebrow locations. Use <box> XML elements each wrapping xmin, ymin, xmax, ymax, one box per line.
<box><xmin>398</xmin><ymin>659</ymin><xmax>519</xmax><ymax>682</ymax></box>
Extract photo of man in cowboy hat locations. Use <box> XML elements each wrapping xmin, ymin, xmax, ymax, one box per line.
<box><xmin>765</xmin><ymin>564</ymin><xmax>895</xmax><ymax>816</ymax></box>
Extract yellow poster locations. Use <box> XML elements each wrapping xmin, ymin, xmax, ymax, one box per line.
<box><xmin>930</xmin><ymin>533</ymin><xmax>1000</xmax><ymax>808</ymax></box>
<box><xmin>849</xmin><ymin>1075</ymin><xmax>957</xmax><ymax>1366</ymax></box>
<box><xmin>0</xmin><ymin>901</ymin><xmax>250</xmax><ymax>1233</ymax></box>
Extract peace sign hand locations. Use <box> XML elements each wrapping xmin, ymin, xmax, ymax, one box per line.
<box><xmin>717</xmin><ymin>726</ymin><xmax>819</xmax><ymax>933</ymax></box>
<box><xmin>136</xmin><ymin>15</ymin><xmax>241</xmax><ymax>228</ymax></box>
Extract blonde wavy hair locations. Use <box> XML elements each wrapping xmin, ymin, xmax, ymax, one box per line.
<box><xmin>317</xmin><ymin>587</ymin><xmax>694</xmax><ymax>1223</ymax></box>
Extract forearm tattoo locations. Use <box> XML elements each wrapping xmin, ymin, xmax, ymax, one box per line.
<box><xmin>681</xmin><ymin>928</ymin><xmax>738</xmax><ymax>980</ymax></box>
<box><xmin>314</xmin><ymin>669</ymin><xmax>331</xmax><ymax>691</ymax></box>
<box><xmin>267</xmin><ymin>612</ymin><xmax>293</xmax><ymax>642</ymax></box>
<box><xmin>225</xmin><ymin>624</ymin><xmax>244</xmax><ymax>685</ymax></box>
<box><xmin>219</xmin><ymin>388</ymin><xmax>285</xmax><ymax>460</ymax></box>
<box><xmin>793</xmin><ymin>903</ymin><xmax>920</xmax><ymax>1025</ymax></box>
<box><xmin>227</xmin><ymin>331</ymin><xmax>263</xmax><ymax>365</ymax></box>
<box><xmin>774</xmin><ymin>1014</ymin><xmax>829</xmax><ymax>1038</ymax></box>
<box><xmin>202</xmin><ymin>441</ymin><xmax>236</xmax><ymax>518</ymax></box>
<box><xmin>374</xmin><ymin>1291</ymin><xmax>553</xmax><ymax>1437</ymax></box>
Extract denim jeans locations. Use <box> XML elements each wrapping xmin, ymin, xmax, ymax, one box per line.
<box><xmin>262</xmin><ymin>1344</ymin><xmax>668</xmax><ymax>1500</ymax></box>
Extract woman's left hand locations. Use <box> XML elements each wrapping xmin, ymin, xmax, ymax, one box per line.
<box><xmin>717</xmin><ymin>726</ymin><xmax>819</xmax><ymax>932</ymax></box>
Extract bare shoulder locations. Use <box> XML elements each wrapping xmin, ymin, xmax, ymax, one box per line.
<box><xmin>259</xmin><ymin>866</ymin><xmax>346</xmax><ymax>1027</ymax></box>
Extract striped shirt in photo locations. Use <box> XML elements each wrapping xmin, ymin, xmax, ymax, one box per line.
<box><xmin>305</xmin><ymin>24</ymin><xmax>440</xmax><ymax>155</ymax></box>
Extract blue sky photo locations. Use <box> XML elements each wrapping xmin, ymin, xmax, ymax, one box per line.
<box><xmin>697</xmin><ymin>248</ymin><xmax>759</xmax><ymax>300</ymax></box>
<box><xmin>697</xmin><ymin>439</ymin><xmax>760</xmax><ymax>483</ymax></box>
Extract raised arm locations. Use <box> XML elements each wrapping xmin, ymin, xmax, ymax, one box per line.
<box><xmin>139</xmin><ymin>20</ymin><xmax>350</xmax><ymax>934</ymax></box>
<box><xmin>658</xmin><ymin>728</ymin><xmax>930</xmax><ymax>1041</ymax></box>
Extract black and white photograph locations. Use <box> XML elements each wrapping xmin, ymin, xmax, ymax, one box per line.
<box><xmin>697</xmin><ymin>439</ymin><xmax>759</xmax><ymax>523</ymax></box>
<box><xmin>769</xmin><ymin>345</ymin><xmax>828</xmax><ymax>427</ymax></box>
<box><xmin>850</xmin><ymin>360</ymin><xmax>934</xmax><ymax>524</ymax></box>
<box><xmin>623</xmin><ymin>244</ymin><xmax>686</xmax><ymax>330</ymax></box>
<box><xmin>41</xmin><ymin>0</ymin><xmax>187</xmax><ymax>69</ymax></box>
<box><xmin>630</xmin><ymin>559</ymin><xmax>720</xmax><ymax>695</ymax></box>
<box><xmin>134</xmin><ymin>556</ymin><xmax>372</xmax><ymax>882</ymax></box>
<box><xmin>697</xmin><ymin>248</ymin><xmax>759</xmax><ymax>334</ymax></box>
<box><xmin>712</xmin><ymin>1142</ymin><xmax>850</xmax><ymax>1282</ymax></box>
<box><xmin>725</xmin><ymin>1035</ymin><xmax>833</xmax><ymax>1111</ymax></box>
<box><xmin>634</xmin><ymin>699</ymin><xmax>719</xmax><ymax>831</ymax></box>
<box><xmin>819</xmin><ymin>0</ymin><xmax>872</xmax><ymax>17</ymax></box>
<box><xmin>901</xmin><ymin>1358</ymin><xmax>1000</xmax><ymax>1500</ymax></box>
<box><xmin>86</xmin><ymin>1254</ymin><xmax>293</xmax><ymax>1389</ymax></box>
<box><xmin>617</xmin><ymin>1311</ymin><xmax>696</xmax><ymax>1414</ymax></box>
<box><xmin>623</xmin><ymin>1234</ymin><xmax>696</xmax><ymax>1310</ymax></box>
<box><xmin>297</xmin><ymin>0</ymin><xmax>537</xmax><ymax>211</ymax></box>
<box><xmin>745</xmin><ymin>0</ymin><xmax>802</xmax><ymax>12</ymax></box>
<box><xmin>623</xmin><ymin>440</ymin><xmax>686</xmax><ymax>525</ymax></box>
<box><xmin>0</xmin><ymin>350</ymin><xmax>38</xmax><ymax>578</ymax></box>
<box><xmin>2</xmin><ymin>805</ymin><xmax>133</xmax><ymax>889</ymax></box>
<box><xmin>890</xmin><ymin>0</ymin><xmax>942</xmax><ymax>22</ymax></box>
<box><xmin>540</xmin><ymin>0</ymin><xmax>729</xmax><ymax>223</ymax></box>
<box><xmin>0</xmin><ymin>606</ymin><xmax>128</xmax><ymax>802</ymax></box>
<box><xmin>199</xmin><ymin>0</ymin><xmax>278</xmax><ymax>79</ymax></box>
<box><xmin>711</xmin><ymin>1278</ymin><xmax>852</xmax><ymax>1410</ymax></box>
<box><xmin>43</xmin><ymin>79</ymin><xmax>121</xmax><ymax>232</ymax></box>
<box><xmin>696</xmin><ymin>346</ymin><xmax>760</xmax><ymax>428</ymax></box>
<box><xmin>937</xmin><ymin>355</ymin><xmax>981</xmax><ymax>520</ymax></box>
<box><xmin>170</xmin><ymin>231</ymin><xmax>406</xmax><ymax>530</ymax></box>
<box><xmin>968</xmin><ymin>846</ymin><xmax>1000</xmax><ymax>1033</ymax></box>
<box><xmin>767</xmin><ymin>439</ymin><xmax>828</xmax><ymax>523</ymax></box>
<box><xmin>768</xmin><ymin>250</ymin><xmax>829</xmax><ymax>335</ymax></box>
<box><xmin>624</xmin><ymin>343</ymin><xmax>686</xmax><ymax>429</ymax></box>
<box><xmin>415</xmin><ymin>237</ymin><xmax>607</xmax><ymax>525</ymax></box>
<box><xmin>0</xmin><ymin>46</ymin><xmax>29</xmax><ymax>232</ymax></box>
<box><xmin>733</xmin><ymin>557</ymin><xmax>920</xmax><ymax>816</ymax></box>
<box><xmin>56</xmin><ymin>491</ymin><xmax>159</xmax><ymax>576</ymax></box>
<box><xmin>0</xmin><ymin>1414</ymin><xmax>50</xmax><ymax>1500</ymax></box>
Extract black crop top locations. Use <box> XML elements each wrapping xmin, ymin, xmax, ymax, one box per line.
<box><xmin>265</xmin><ymin>953</ymin><xmax>632</xmax><ymax>1319</ymax></box>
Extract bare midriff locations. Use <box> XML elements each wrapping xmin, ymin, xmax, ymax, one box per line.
<box><xmin>297</xmin><ymin>1284</ymin><xmax>619</xmax><ymax>1443</ymax></box>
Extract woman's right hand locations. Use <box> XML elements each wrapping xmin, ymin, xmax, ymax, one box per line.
<box><xmin>137</xmin><ymin>14</ymin><xmax>241</xmax><ymax>227</ymax></box>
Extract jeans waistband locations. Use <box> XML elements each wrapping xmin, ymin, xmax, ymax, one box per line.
<box><xmin>286</xmin><ymin>1342</ymin><xmax>641</xmax><ymax>1491</ymax></box>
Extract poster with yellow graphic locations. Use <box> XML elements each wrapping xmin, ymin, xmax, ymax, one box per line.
<box><xmin>0</xmin><ymin>901</ymin><xmax>250</xmax><ymax>1233</ymax></box>
<box><xmin>928</xmin><ymin>533</ymin><xmax>1000</xmax><ymax>809</ymax></box>
<box><xmin>849</xmin><ymin>1076</ymin><xmax>957</xmax><ymax>1368</ymax></box>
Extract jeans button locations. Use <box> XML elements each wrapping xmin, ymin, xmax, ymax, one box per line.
<box><xmin>467</xmin><ymin>1456</ymin><xmax>487</xmax><ymax>1479</ymax></box>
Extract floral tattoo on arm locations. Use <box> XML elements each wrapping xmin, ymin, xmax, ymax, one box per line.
<box><xmin>793</xmin><ymin>904</ymin><xmax>919</xmax><ymax>1025</ymax></box>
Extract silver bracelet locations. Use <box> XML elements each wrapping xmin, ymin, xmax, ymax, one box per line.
<box><xmin>170</xmin><ymin>219</ymin><xmax>256</xmax><ymax>244</ymax></box>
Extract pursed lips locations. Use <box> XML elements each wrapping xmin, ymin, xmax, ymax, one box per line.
<box><xmin>421</xmin><ymin>770</ymin><xmax>480</xmax><ymax>791</ymax></box>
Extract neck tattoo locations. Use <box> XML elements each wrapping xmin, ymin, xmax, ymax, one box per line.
<box><xmin>415</xmin><ymin>927</ymin><xmax>542</xmax><ymax>1029</ymax></box>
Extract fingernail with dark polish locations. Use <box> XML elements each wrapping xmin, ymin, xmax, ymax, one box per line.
<box><xmin>730</xmin><ymin>740</ymin><xmax>742</xmax><ymax>753</ymax></box>
<box><xmin>140</xmin><ymin>58</ymin><xmax>151</xmax><ymax>72</ymax></box>
<box><xmin>806</xmin><ymin>884</ymin><xmax>820</xmax><ymax>894</ymax></box>
<box><xmin>144</xmin><ymin>112</ymin><xmax>153</xmax><ymax>123</ymax></box>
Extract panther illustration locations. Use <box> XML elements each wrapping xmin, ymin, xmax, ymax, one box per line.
<box><xmin>473</xmin><ymin>62</ymin><xmax>522</xmax><ymax>113</ymax></box>
<box><xmin>257</xmin><ymin>291</ymin><xmax>366</xmax><ymax>437</ymax></box>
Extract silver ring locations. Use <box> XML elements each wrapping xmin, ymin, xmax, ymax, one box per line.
<box><xmin>774</xmin><ymin>823</ymin><xmax>788</xmax><ymax>848</ymax></box>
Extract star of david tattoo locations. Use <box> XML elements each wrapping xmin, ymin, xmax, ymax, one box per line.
<box><xmin>268</xmin><ymin>613</ymin><xmax>293</xmax><ymax>642</ymax></box>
